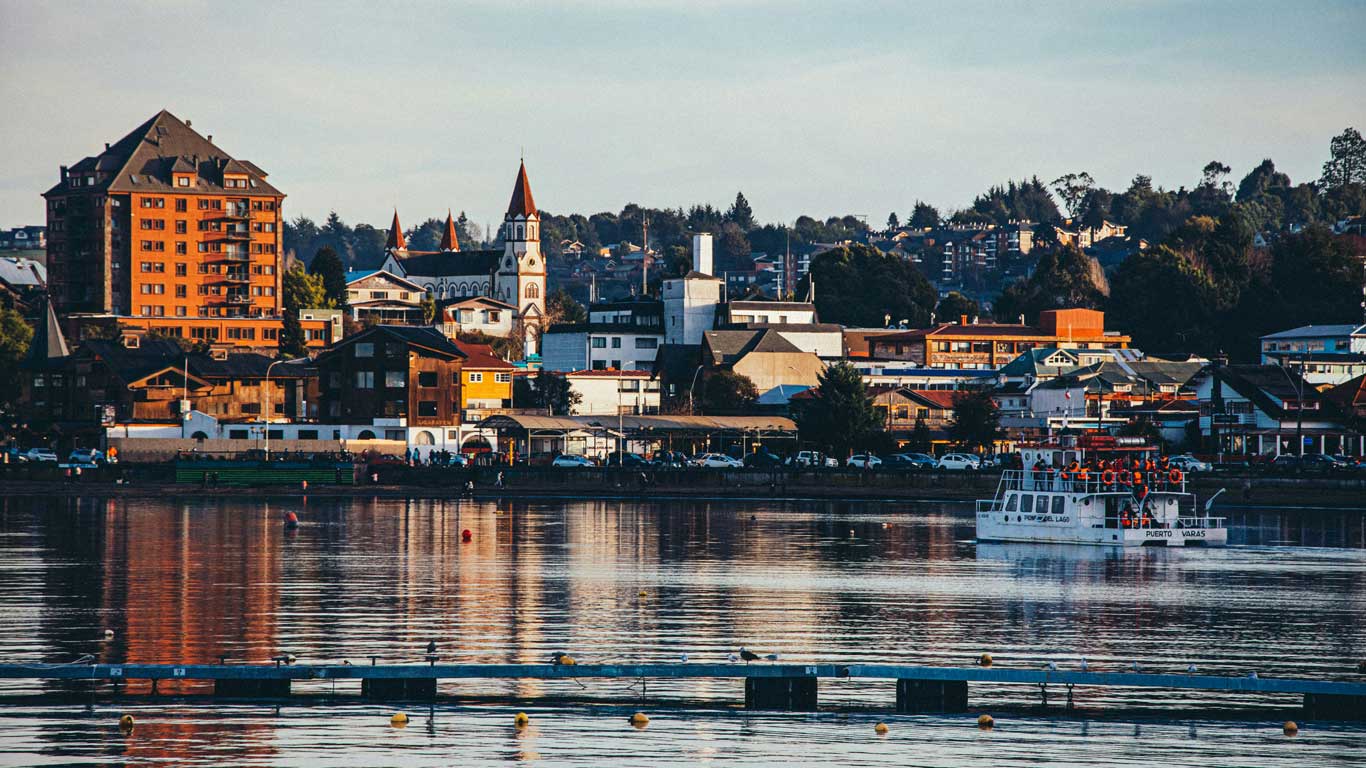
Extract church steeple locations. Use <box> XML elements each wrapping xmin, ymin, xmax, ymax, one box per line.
<box><xmin>506</xmin><ymin>161</ymin><xmax>537</xmax><ymax>219</ymax></box>
<box><xmin>385</xmin><ymin>209</ymin><xmax>406</xmax><ymax>251</ymax></box>
<box><xmin>439</xmin><ymin>210</ymin><xmax>460</xmax><ymax>252</ymax></box>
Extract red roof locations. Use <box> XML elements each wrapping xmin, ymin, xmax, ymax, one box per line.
<box><xmin>565</xmin><ymin>369</ymin><xmax>650</xmax><ymax>378</ymax></box>
<box><xmin>506</xmin><ymin>161</ymin><xmax>537</xmax><ymax>218</ymax></box>
<box><xmin>439</xmin><ymin>210</ymin><xmax>460</xmax><ymax>252</ymax></box>
<box><xmin>386</xmin><ymin>210</ymin><xmax>406</xmax><ymax>250</ymax></box>
<box><xmin>904</xmin><ymin>389</ymin><xmax>958</xmax><ymax>409</ymax></box>
<box><xmin>454</xmin><ymin>341</ymin><xmax>514</xmax><ymax>370</ymax></box>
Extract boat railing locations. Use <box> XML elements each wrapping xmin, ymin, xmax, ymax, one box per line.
<box><xmin>994</xmin><ymin>469</ymin><xmax>1190</xmax><ymax>496</ymax></box>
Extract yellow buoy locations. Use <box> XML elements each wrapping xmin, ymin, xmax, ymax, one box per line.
<box><xmin>514</xmin><ymin>712</ymin><xmax>530</xmax><ymax>728</ymax></box>
<box><xmin>977</xmin><ymin>714</ymin><xmax>994</xmax><ymax>730</ymax></box>
<box><xmin>874</xmin><ymin>721</ymin><xmax>889</xmax><ymax>735</ymax></box>
<box><xmin>630</xmin><ymin>712</ymin><xmax>650</xmax><ymax>728</ymax></box>
<box><xmin>390</xmin><ymin>712</ymin><xmax>409</xmax><ymax>727</ymax></box>
<box><xmin>638</xmin><ymin>590</ymin><xmax>648</xmax><ymax>597</ymax></box>
<box><xmin>1283</xmin><ymin>721</ymin><xmax>1298</xmax><ymax>736</ymax></box>
<box><xmin>978</xmin><ymin>653</ymin><xmax>993</xmax><ymax>667</ymax></box>
<box><xmin>118</xmin><ymin>714</ymin><xmax>135</xmax><ymax>730</ymax></box>
<box><xmin>560</xmin><ymin>655</ymin><xmax>576</xmax><ymax>666</ymax></box>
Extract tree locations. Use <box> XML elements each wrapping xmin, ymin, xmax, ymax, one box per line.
<box><xmin>727</xmin><ymin>192</ymin><xmax>755</xmax><ymax>231</ymax></box>
<box><xmin>886</xmin><ymin>212</ymin><xmax>900</xmax><ymax>230</ymax></box>
<box><xmin>791</xmin><ymin>362</ymin><xmax>884</xmax><ymax>457</ymax></box>
<box><xmin>279</xmin><ymin>310</ymin><xmax>306</xmax><ymax>359</ymax></box>
<box><xmin>282</xmin><ymin>265</ymin><xmax>327</xmax><ymax>312</ymax></box>
<box><xmin>308</xmin><ymin>246</ymin><xmax>348</xmax><ymax>309</ymax></box>
<box><xmin>948</xmin><ymin>390</ymin><xmax>1001</xmax><ymax>454</ymax></box>
<box><xmin>993</xmin><ymin>245</ymin><xmax>1108</xmax><ymax>323</ymax></box>
<box><xmin>1321</xmin><ymin>127</ymin><xmax>1366</xmax><ymax>189</ymax></box>
<box><xmin>800</xmin><ymin>244</ymin><xmax>936</xmax><ymax>328</ymax></box>
<box><xmin>545</xmin><ymin>287</ymin><xmax>587</xmax><ymax>325</ymax></box>
<box><xmin>513</xmin><ymin>371</ymin><xmax>581</xmax><ymax>415</ymax></box>
<box><xmin>1050</xmin><ymin>172</ymin><xmax>1095</xmax><ymax>218</ymax></box>
<box><xmin>909</xmin><ymin>413</ymin><xmax>932</xmax><ymax>454</ymax></box>
<box><xmin>420</xmin><ymin>293</ymin><xmax>437</xmax><ymax>324</ymax></box>
<box><xmin>1267</xmin><ymin>224</ymin><xmax>1366</xmax><ymax>330</ymax></box>
<box><xmin>0</xmin><ymin>308</ymin><xmax>33</xmax><ymax>412</ymax></box>
<box><xmin>699</xmin><ymin>370</ymin><xmax>758</xmax><ymax>414</ymax></box>
<box><xmin>1236</xmin><ymin>159</ymin><xmax>1291</xmax><ymax>203</ymax></box>
<box><xmin>935</xmin><ymin>291</ymin><xmax>979</xmax><ymax>324</ymax></box>
<box><xmin>1107</xmin><ymin>245</ymin><xmax>1219</xmax><ymax>354</ymax></box>
<box><xmin>1200</xmin><ymin>161</ymin><xmax>1232</xmax><ymax>192</ymax></box>
<box><xmin>909</xmin><ymin>201</ymin><xmax>940</xmax><ymax>229</ymax></box>
<box><xmin>715</xmin><ymin>222</ymin><xmax>751</xmax><ymax>270</ymax></box>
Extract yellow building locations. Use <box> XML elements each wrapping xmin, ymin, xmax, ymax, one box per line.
<box><xmin>455</xmin><ymin>341</ymin><xmax>514</xmax><ymax>415</ymax></box>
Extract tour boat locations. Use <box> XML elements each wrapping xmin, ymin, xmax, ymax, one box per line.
<box><xmin>975</xmin><ymin>437</ymin><xmax>1227</xmax><ymax>548</ymax></box>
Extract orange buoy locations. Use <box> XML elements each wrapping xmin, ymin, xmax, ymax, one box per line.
<box><xmin>462</xmin><ymin>529</ymin><xmax>472</xmax><ymax>542</ymax></box>
<box><xmin>977</xmin><ymin>714</ymin><xmax>994</xmax><ymax>730</ymax></box>
<box><xmin>1283</xmin><ymin>720</ymin><xmax>1298</xmax><ymax>736</ymax></box>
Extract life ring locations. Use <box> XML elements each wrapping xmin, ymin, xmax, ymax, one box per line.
<box><xmin>1169</xmin><ymin>468</ymin><xmax>1182</xmax><ymax>483</ymax></box>
<box><xmin>1102</xmin><ymin>469</ymin><xmax>1115</xmax><ymax>485</ymax></box>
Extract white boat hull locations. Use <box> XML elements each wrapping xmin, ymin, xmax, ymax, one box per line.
<box><xmin>975</xmin><ymin>511</ymin><xmax>1227</xmax><ymax>547</ymax></box>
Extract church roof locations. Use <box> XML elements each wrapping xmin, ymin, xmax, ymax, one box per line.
<box><xmin>386</xmin><ymin>210</ymin><xmax>406</xmax><ymax>250</ymax></box>
<box><xmin>507</xmin><ymin>161</ymin><xmax>537</xmax><ymax>218</ymax></box>
<box><xmin>439</xmin><ymin>211</ymin><xmax>460</xmax><ymax>252</ymax></box>
<box><xmin>24</xmin><ymin>298</ymin><xmax>70</xmax><ymax>367</ymax></box>
<box><xmin>392</xmin><ymin>249</ymin><xmax>501</xmax><ymax>279</ymax></box>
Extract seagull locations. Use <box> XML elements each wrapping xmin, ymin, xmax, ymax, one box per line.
<box><xmin>272</xmin><ymin>653</ymin><xmax>295</xmax><ymax>665</ymax></box>
<box><xmin>551</xmin><ymin>652</ymin><xmax>572</xmax><ymax>665</ymax></box>
<box><xmin>739</xmin><ymin>648</ymin><xmax>761</xmax><ymax>663</ymax></box>
<box><xmin>727</xmin><ymin>653</ymin><xmax>739</xmax><ymax>663</ymax></box>
<box><xmin>426</xmin><ymin>640</ymin><xmax>437</xmax><ymax>655</ymax></box>
<box><xmin>1045</xmin><ymin>661</ymin><xmax>1058</xmax><ymax>671</ymax></box>
<box><xmin>103</xmin><ymin>630</ymin><xmax>115</xmax><ymax>641</ymax></box>
<box><xmin>1249</xmin><ymin>671</ymin><xmax>1258</xmax><ymax>679</ymax></box>
<box><xmin>1187</xmin><ymin>664</ymin><xmax>1198</xmax><ymax>674</ymax></box>
<box><xmin>1130</xmin><ymin>661</ymin><xmax>1140</xmax><ymax>673</ymax></box>
<box><xmin>764</xmin><ymin>653</ymin><xmax>779</xmax><ymax>662</ymax></box>
<box><xmin>679</xmin><ymin>653</ymin><xmax>689</xmax><ymax>663</ymax></box>
<box><xmin>1079</xmin><ymin>657</ymin><xmax>1088</xmax><ymax>672</ymax></box>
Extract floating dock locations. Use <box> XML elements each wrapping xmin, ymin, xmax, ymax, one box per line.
<box><xmin>1</xmin><ymin>662</ymin><xmax>1362</xmax><ymax>718</ymax></box>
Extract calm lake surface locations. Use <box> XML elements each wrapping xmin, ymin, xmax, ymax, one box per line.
<box><xmin>0</xmin><ymin>495</ymin><xmax>1363</xmax><ymax>767</ymax></box>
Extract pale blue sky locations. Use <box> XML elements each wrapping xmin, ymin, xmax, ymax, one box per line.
<box><xmin>2</xmin><ymin>0</ymin><xmax>1364</xmax><ymax>231</ymax></box>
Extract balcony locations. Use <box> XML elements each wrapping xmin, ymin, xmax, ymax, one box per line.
<box><xmin>226</xmin><ymin>294</ymin><xmax>252</xmax><ymax>304</ymax></box>
<box><xmin>214</xmin><ymin>251</ymin><xmax>251</xmax><ymax>262</ymax></box>
<box><xmin>221</xmin><ymin>208</ymin><xmax>250</xmax><ymax>220</ymax></box>
<box><xmin>222</xmin><ymin>228</ymin><xmax>251</xmax><ymax>240</ymax></box>
<box><xmin>221</xmin><ymin>273</ymin><xmax>249</xmax><ymax>283</ymax></box>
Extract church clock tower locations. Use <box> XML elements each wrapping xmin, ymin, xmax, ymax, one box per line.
<box><xmin>496</xmin><ymin>161</ymin><xmax>547</xmax><ymax>356</ymax></box>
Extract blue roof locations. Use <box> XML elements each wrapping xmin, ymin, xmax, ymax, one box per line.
<box><xmin>344</xmin><ymin>269</ymin><xmax>379</xmax><ymax>283</ymax></box>
<box><xmin>860</xmin><ymin>367</ymin><xmax>996</xmax><ymax>378</ymax></box>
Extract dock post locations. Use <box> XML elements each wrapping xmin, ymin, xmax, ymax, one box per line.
<box><xmin>1304</xmin><ymin>693</ymin><xmax>1366</xmax><ymax>720</ymax></box>
<box><xmin>896</xmin><ymin>680</ymin><xmax>968</xmax><ymax>713</ymax></box>
<box><xmin>362</xmin><ymin>678</ymin><xmax>438</xmax><ymax>701</ymax></box>
<box><xmin>744</xmin><ymin>677</ymin><xmax>818</xmax><ymax>711</ymax></box>
<box><xmin>214</xmin><ymin>679</ymin><xmax>292</xmax><ymax>698</ymax></box>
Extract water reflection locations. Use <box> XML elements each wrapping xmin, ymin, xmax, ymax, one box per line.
<box><xmin>0</xmin><ymin>495</ymin><xmax>1362</xmax><ymax>766</ymax></box>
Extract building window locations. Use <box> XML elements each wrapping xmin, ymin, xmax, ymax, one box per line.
<box><xmin>591</xmin><ymin>337</ymin><xmax>606</xmax><ymax>349</ymax></box>
<box><xmin>418</xmin><ymin>372</ymin><xmax>438</xmax><ymax>387</ymax></box>
<box><xmin>355</xmin><ymin>371</ymin><xmax>374</xmax><ymax>388</ymax></box>
<box><xmin>385</xmin><ymin>371</ymin><xmax>406</xmax><ymax>388</ymax></box>
<box><xmin>635</xmin><ymin>337</ymin><xmax>658</xmax><ymax>349</ymax></box>
<box><xmin>175</xmin><ymin>198</ymin><xmax>187</xmax><ymax>212</ymax></box>
<box><xmin>418</xmin><ymin>401</ymin><xmax>438</xmax><ymax>417</ymax></box>
<box><xmin>468</xmin><ymin>372</ymin><xmax>483</xmax><ymax>383</ymax></box>
<box><xmin>355</xmin><ymin>342</ymin><xmax>374</xmax><ymax>358</ymax></box>
<box><xmin>495</xmin><ymin>372</ymin><xmax>511</xmax><ymax>383</ymax></box>
<box><xmin>524</xmin><ymin>283</ymin><xmax>539</xmax><ymax>299</ymax></box>
<box><xmin>177</xmin><ymin>176</ymin><xmax>190</xmax><ymax>187</ymax></box>
<box><xmin>611</xmin><ymin>337</ymin><xmax>621</xmax><ymax>348</ymax></box>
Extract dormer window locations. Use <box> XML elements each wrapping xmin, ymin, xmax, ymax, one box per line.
<box><xmin>175</xmin><ymin>174</ymin><xmax>192</xmax><ymax>187</ymax></box>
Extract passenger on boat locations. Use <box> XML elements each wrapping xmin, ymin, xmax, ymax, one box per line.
<box><xmin>1120</xmin><ymin>504</ymin><xmax>1134</xmax><ymax>528</ymax></box>
<box><xmin>1141</xmin><ymin>509</ymin><xmax>1155</xmax><ymax>528</ymax></box>
<box><xmin>1031</xmin><ymin>460</ymin><xmax>1047</xmax><ymax>489</ymax></box>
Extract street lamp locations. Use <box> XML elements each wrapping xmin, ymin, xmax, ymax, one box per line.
<box><xmin>263</xmin><ymin>359</ymin><xmax>286</xmax><ymax>461</ymax></box>
<box><xmin>687</xmin><ymin>364</ymin><xmax>705</xmax><ymax>415</ymax></box>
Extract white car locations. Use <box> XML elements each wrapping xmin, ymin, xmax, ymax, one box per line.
<box><xmin>25</xmin><ymin>448</ymin><xmax>59</xmax><ymax>463</ymax></box>
<box><xmin>1167</xmin><ymin>455</ymin><xmax>1212</xmax><ymax>473</ymax></box>
<box><xmin>847</xmin><ymin>454</ymin><xmax>882</xmax><ymax>469</ymax></box>
<box><xmin>696</xmin><ymin>453</ymin><xmax>743</xmax><ymax>468</ymax></box>
<box><xmin>787</xmin><ymin>451</ymin><xmax>839</xmax><ymax>468</ymax></box>
<box><xmin>552</xmin><ymin>454</ymin><xmax>595</xmax><ymax>468</ymax></box>
<box><xmin>937</xmin><ymin>453</ymin><xmax>980</xmax><ymax>471</ymax></box>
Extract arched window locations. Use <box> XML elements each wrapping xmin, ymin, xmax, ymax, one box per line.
<box><xmin>481</xmin><ymin>282</ymin><xmax>489</xmax><ymax>294</ymax></box>
<box><xmin>459</xmin><ymin>282</ymin><xmax>468</xmax><ymax>297</ymax></box>
<box><xmin>415</xmin><ymin>430</ymin><xmax>435</xmax><ymax>446</ymax></box>
<box><xmin>524</xmin><ymin>283</ymin><xmax>539</xmax><ymax>299</ymax></box>
<box><xmin>357</xmin><ymin>429</ymin><xmax>377</xmax><ymax>440</ymax></box>
<box><xmin>191</xmin><ymin>431</ymin><xmax>208</xmax><ymax>441</ymax></box>
<box><xmin>516</xmin><ymin>224</ymin><xmax>524</xmax><ymax>239</ymax></box>
<box><xmin>424</xmin><ymin>283</ymin><xmax>435</xmax><ymax>295</ymax></box>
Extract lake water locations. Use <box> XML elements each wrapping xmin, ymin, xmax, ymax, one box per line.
<box><xmin>0</xmin><ymin>495</ymin><xmax>1363</xmax><ymax>767</ymax></box>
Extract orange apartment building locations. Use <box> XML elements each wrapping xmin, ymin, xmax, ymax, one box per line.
<box><xmin>43</xmin><ymin>109</ymin><xmax>330</xmax><ymax>349</ymax></box>
<box><xmin>868</xmin><ymin>308</ymin><xmax>1131</xmax><ymax>370</ymax></box>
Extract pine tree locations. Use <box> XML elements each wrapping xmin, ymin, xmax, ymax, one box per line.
<box><xmin>308</xmin><ymin>246</ymin><xmax>348</xmax><ymax>309</ymax></box>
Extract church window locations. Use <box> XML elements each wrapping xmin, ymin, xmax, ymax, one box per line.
<box><xmin>516</xmin><ymin>225</ymin><xmax>524</xmax><ymax>239</ymax></box>
<box><xmin>459</xmin><ymin>283</ymin><xmax>468</xmax><ymax>297</ymax></box>
<box><xmin>524</xmin><ymin>284</ymin><xmax>539</xmax><ymax>299</ymax></box>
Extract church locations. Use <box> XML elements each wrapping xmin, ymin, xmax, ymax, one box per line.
<box><xmin>378</xmin><ymin>162</ymin><xmax>547</xmax><ymax>355</ymax></box>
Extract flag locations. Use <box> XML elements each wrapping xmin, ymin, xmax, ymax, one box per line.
<box><xmin>1064</xmin><ymin>391</ymin><xmax>1072</xmax><ymax>400</ymax></box>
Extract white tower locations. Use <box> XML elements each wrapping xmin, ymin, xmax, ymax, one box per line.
<box><xmin>496</xmin><ymin>161</ymin><xmax>546</xmax><ymax>356</ymax></box>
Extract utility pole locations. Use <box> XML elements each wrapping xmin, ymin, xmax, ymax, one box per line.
<box><xmin>1296</xmin><ymin>357</ymin><xmax>1306</xmax><ymax>457</ymax></box>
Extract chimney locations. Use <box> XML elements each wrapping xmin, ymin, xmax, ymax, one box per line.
<box><xmin>185</xmin><ymin>120</ymin><xmax>191</xmax><ymax>127</ymax></box>
<box><xmin>692</xmin><ymin>233</ymin><xmax>713</xmax><ymax>275</ymax></box>
<box><xmin>104</xmin><ymin>143</ymin><xmax>110</xmax><ymax>150</ymax></box>
<box><xmin>207</xmin><ymin>135</ymin><xmax>213</xmax><ymax>143</ymax></box>
<box><xmin>960</xmin><ymin>314</ymin><xmax>968</xmax><ymax>326</ymax></box>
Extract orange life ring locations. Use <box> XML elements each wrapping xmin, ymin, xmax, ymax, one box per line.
<box><xmin>1102</xmin><ymin>469</ymin><xmax>1115</xmax><ymax>485</ymax></box>
<box><xmin>1169</xmin><ymin>468</ymin><xmax>1182</xmax><ymax>483</ymax></box>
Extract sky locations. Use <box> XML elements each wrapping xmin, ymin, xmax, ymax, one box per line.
<box><xmin>2</xmin><ymin>0</ymin><xmax>1365</xmax><ymax>233</ymax></box>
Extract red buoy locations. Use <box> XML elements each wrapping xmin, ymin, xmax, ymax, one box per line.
<box><xmin>462</xmin><ymin>529</ymin><xmax>472</xmax><ymax>542</ymax></box>
<box><xmin>284</xmin><ymin>512</ymin><xmax>300</xmax><ymax>529</ymax></box>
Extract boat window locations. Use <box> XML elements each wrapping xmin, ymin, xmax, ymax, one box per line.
<box><xmin>1005</xmin><ymin>495</ymin><xmax>1017</xmax><ymax>512</ymax></box>
<box><xmin>1018</xmin><ymin>495</ymin><xmax>1031</xmax><ymax>514</ymax></box>
<box><xmin>1036</xmin><ymin>496</ymin><xmax>1050</xmax><ymax>514</ymax></box>
<box><xmin>1052</xmin><ymin>496</ymin><xmax>1065</xmax><ymax>516</ymax></box>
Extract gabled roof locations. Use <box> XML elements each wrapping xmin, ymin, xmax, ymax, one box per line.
<box><xmin>0</xmin><ymin>257</ymin><xmax>47</xmax><ymax>289</ymax></box>
<box><xmin>454</xmin><ymin>341</ymin><xmax>515</xmax><ymax>370</ymax></box>
<box><xmin>45</xmin><ymin>110</ymin><xmax>282</xmax><ymax>197</ymax></box>
<box><xmin>651</xmin><ymin>343</ymin><xmax>702</xmax><ymax>382</ymax></box>
<box><xmin>24</xmin><ymin>298</ymin><xmax>69</xmax><ymax>367</ymax></box>
<box><xmin>703</xmin><ymin>328</ymin><xmax>804</xmax><ymax>366</ymax></box>
<box><xmin>315</xmin><ymin>325</ymin><xmax>466</xmax><ymax>364</ymax></box>
<box><xmin>390</xmin><ymin>249</ymin><xmax>500</xmax><ymax>279</ymax></box>
<box><xmin>902</xmin><ymin>389</ymin><xmax>958</xmax><ymax>410</ymax></box>
<box><xmin>345</xmin><ymin>269</ymin><xmax>424</xmax><ymax>291</ymax></box>
<box><xmin>439</xmin><ymin>211</ymin><xmax>460</xmax><ymax>252</ymax></box>
<box><xmin>1322</xmin><ymin>373</ymin><xmax>1366</xmax><ymax>415</ymax></box>
<box><xmin>507</xmin><ymin>161</ymin><xmax>537</xmax><ymax>218</ymax></box>
<box><xmin>1213</xmin><ymin>364</ymin><xmax>1321</xmax><ymax>419</ymax></box>
<box><xmin>442</xmin><ymin>295</ymin><xmax>516</xmax><ymax>311</ymax></box>
<box><xmin>1261</xmin><ymin>324</ymin><xmax>1366</xmax><ymax>340</ymax></box>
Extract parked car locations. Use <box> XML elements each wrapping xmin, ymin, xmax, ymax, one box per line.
<box><xmin>552</xmin><ymin>454</ymin><xmax>596</xmax><ymax>468</ymax></box>
<box><xmin>1263</xmin><ymin>454</ymin><xmax>1342</xmax><ymax>475</ymax></box>
<box><xmin>67</xmin><ymin>448</ymin><xmax>106</xmax><ymax>466</ymax></box>
<box><xmin>24</xmin><ymin>448</ymin><xmax>59</xmax><ymax>463</ymax></box>
<box><xmin>787</xmin><ymin>451</ymin><xmax>839</xmax><ymax>468</ymax></box>
<box><xmin>5</xmin><ymin>447</ymin><xmax>29</xmax><ymax>463</ymax></box>
<box><xmin>366</xmin><ymin>454</ymin><xmax>408</xmax><ymax>468</ymax></box>
<box><xmin>651</xmin><ymin>451</ymin><xmax>688</xmax><ymax>468</ymax></box>
<box><xmin>846</xmin><ymin>454</ymin><xmax>882</xmax><ymax>469</ymax></box>
<box><xmin>937</xmin><ymin>453</ymin><xmax>980</xmax><ymax>471</ymax></box>
<box><xmin>742</xmin><ymin>451</ymin><xmax>784</xmax><ymax>469</ymax></box>
<box><xmin>1167</xmin><ymin>454</ymin><xmax>1212</xmax><ymax>473</ymax></box>
<box><xmin>886</xmin><ymin>452</ymin><xmax>937</xmax><ymax>470</ymax></box>
<box><xmin>604</xmin><ymin>452</ymin><xmax>649</xmax><ymax>468</ymax></box>
<box><xmin>1331</xmin><ymin>455</ymin><xmax>1365</xmax><ymax>471</ymax></box>
<box><xmin>695</xmin><ymin>453</ymin><xmax>743</xmax><ymax>468</ymax></box>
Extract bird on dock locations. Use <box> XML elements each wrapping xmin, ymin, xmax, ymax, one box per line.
<box><xmin>1248</xmin><ymin>671</ymin><xmax>1258</xmax><ymax>679</ymax></box>
<box><xmin>103</xmin><ymin>629</ymin><xmax>115</xmax><ymax>641</ymax></box>
<box><xmin>1044</xmin><ymin>661</ymin><xmax>1058</xmax><ymax>672</ymax></box>
<box><xmin>272</xmin><ymin>653</ymin><xmax>296</xmax><ymax>665</ymax></box>
<box><xmin>1187</xmin><ymin>664</ymin><xmax>1198</xmax><ymax>674</ymax></box>
<box><xmin>426</xmin><ymin>640</ymin><xmax>437</xmax><ymax>655</ymax></box>
<box><xmin>764</xmin><ymin>653</ymin><xmax>779</xmax><ymax>662</ymax></box>
<box><xmin>1079</xmin><ymin>657</ymin><xmax>1088</xmax><ymax>672</ymax></box>
<box><xmin>551</xmin><ymin>652</ymin><xmax>576</xmax><ymax>666</ymax></box>
<box><xmin>727</xmin><ymin>653</ymin><xmax>739</xmax><ymax>663</ymax></box>
<box><xmin>679</xmin><ymin>653</ymin><xmax>689</xmax><ymax>663</ymax></box>
<box><xmin>739</xmin><ymin>648</ymin><xmax>761</xmax><ymax>663</ymax></box>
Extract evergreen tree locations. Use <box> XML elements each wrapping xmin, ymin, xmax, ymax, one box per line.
<box><xmin>886</xmin><ymin>212</ymin><xmax>900</xmax><ymax>229</ymax></box>
<box><xmin>792</xmin><ymin>362</ymin><xmax>883</xmax><ymax>458</ymax></box>
<box><xmin>992</xmin><ymin>245</ymin><xmax>1107</xmax><ymax>323</ymax></box>
<box><xmin>909</xmin><ymin>413</ymin><xmax>932</xmax><ymax>454</ymax></box>
<box><xmin>908</xmin><ymin>201</ymin><xmax>940</xmax><ymax>229</ymax></box>
<box><xmin>546</xmin><ymin>287</ymin><xmax>587</xmax><ymax>325</ymax></box>
<box><xmin>0</xmin><ymin>307</ymin><xmax>33</xmax><ymax>413</ymax></box>
<box><xmin>700</xmin><ymin>371</ymin><xmax>759</xmax><ymax>414</ymax></box>
<box><xmin>308</xmin><ymin>246</ymin><xmax>348</xmax><ymax>309</ymax></box>
<box><xmin>279</xmin><ymin>309</ymin><xmax>306</xmax><ymax>359</ymax></box>
<box><xmin>727</xmin><ymin>192</ymin><xmax>755</xmax><ymax>231</ymax></box>
<box><xmin>800</xmin><ymin>244</ymin><xmax>936</xmax><ymax>328</ymax></box>
<box><xmin>1321</xmin><ymin>127</ymin><xmax>1366</xmax><ymax>189</ymax></box>
<box><xmin>948</xmin><ymin>390</ymin><xmax>1001</xmax><ymax>454</ymax></box>
<box><xmin>935</xmin><ymin>291</ymin><xmax>980</xmax><ymax>323</ymax></box>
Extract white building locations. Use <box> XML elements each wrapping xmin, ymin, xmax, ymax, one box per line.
<box><xmin>541</xmin><ymin>297</ymin><xmax>664</xmax><ymax>373</ymax></box>
<box><xmin>438</xmin><ymin>296</ymin><xmax>516</xmax><ymax>339</ymax></box>
<box><xmin>1259</xmin><ymin>324</ymin><xmax>1366</xmax><ymax>386</ymax></box>
<box><xmin>663</xmin><ymin>233</ymin><xmax>723</xmax><ymax>345</ymax></box>
<box><xmin>566</xmin><ymin>369</ymin><xmax>661</xmax><ymax>415</ymax></box>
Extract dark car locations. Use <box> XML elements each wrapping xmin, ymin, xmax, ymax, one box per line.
<box><xmin>742</xmin><ymin>451</ymin><xmax>784</xmax><ymax>468</ymax></box>
<box><xmin>605</xmin><ymin>451</ymin><xmax>649</xmax><ymax>468</ymax></box>
<box><xmin>1263</xmin><ymin>454</ymin><xmax>1341</xmax><ymax>475</ymax></box>
<box><xmin>886</xmin><ymin>452</ymin><xmax>938</xmax><ymax>470</ymax></box>
<box><xmin>651</xmin><ymin>451</ymin><xmax>688</xmax><ymax>468</ymax></box>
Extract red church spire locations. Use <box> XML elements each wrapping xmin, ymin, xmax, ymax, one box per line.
<box><xmin>506</xmin><ymin>161</ymin><xmax>537</xmax><ymax>218</ymax></box>
<box><xmin>439</xmin><ymin>210</ymin><xmax>460</xmax><ymax>252</ymax></box>
<box><xmin>386</xmin><ymin>209</ymin><xmax>406</xmax><ymax>250</ymax></box>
